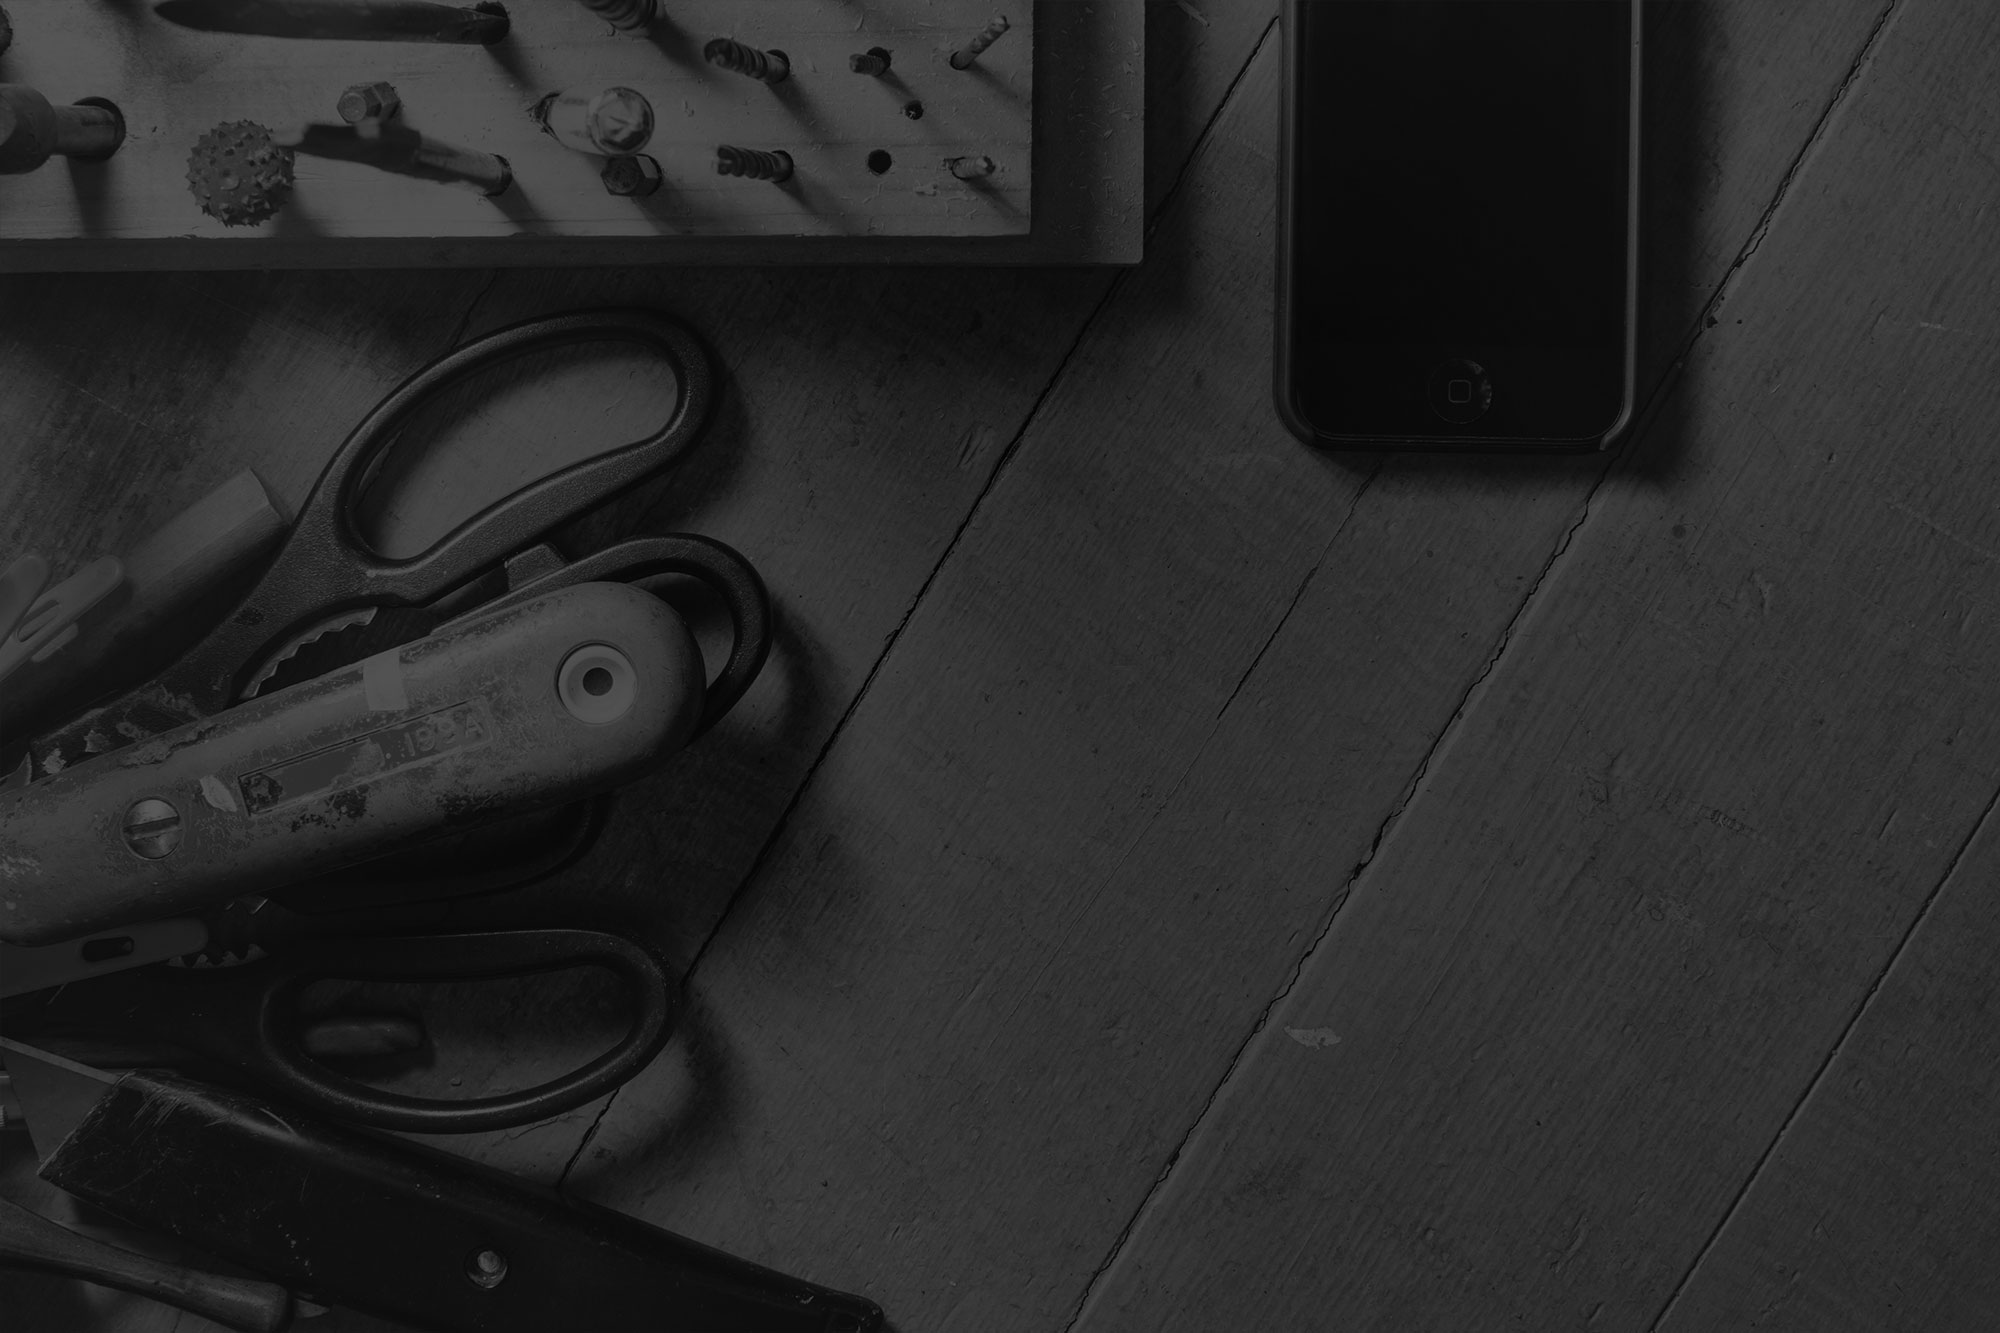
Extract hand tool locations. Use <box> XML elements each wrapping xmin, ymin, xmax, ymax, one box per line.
<box><xmin>1</xmin><ymin>1196</ymin><xmax>300</xmax><ymax>1333</ymax></box>
<box><xmin>3</xmin><ymin>1039</ymin><xmax>888</xmax><ymax>1332</ymax></box>
<box><xmin>0</xmin><ymin>470</ymin><xmax>288</xmax><ymax>746</ymax></box>
<box><xmin>0</xmin><ymin>86</ymin><xmax>126</xmax><ymax>174</ymax></box>
<box><xmin>1</xmin><ymin>917</ymin><xmax>210</xmax><ymax>998</ymax></box>
<box><xmin>3</xmin><ymin>926</ymin><xmax>674</xmax><ymax>1132</ymax></box>
<box><xmin>1</xmin><ymin>309</ymin><xmax>769</xmax><ymax>941</ymax></box>
<box><xmin>154</xmin><ymin>0</ymin><xmax>510</xmax><ymax>44</ymax></box>
<box><xmin>276</xmin><ymin>119</ymin><xmax>513</xmax><ymax>196</ymax></box>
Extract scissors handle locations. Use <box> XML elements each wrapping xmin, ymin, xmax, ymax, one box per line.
<box><xmin>170</xmin><ymin>308</ymin><xmax>715</xmax><ymax>711</ymax></box>
<box><xmin>232</xmin><ymin>929</ymin><xmax>677</xmax><ymax>1133</ymax></box>
<box><xmin>466</xmin><ymin>534</ymin><xmax>772</xmax><ymax>737</ymax></box>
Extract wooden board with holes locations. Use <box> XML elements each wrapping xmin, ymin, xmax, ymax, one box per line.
<box><xmin>0</xmin><ymin>0</ymin><xmax>1144</xmax><ymax>268</ymax></box>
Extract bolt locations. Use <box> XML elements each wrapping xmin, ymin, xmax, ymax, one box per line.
<box><xmin>576</xmin><ymin>0</ymin><xmax>655</xmax><ymax>30</ymax></box>
<box><xmin>715</xmin><ymin>145</ymin><xmax>793</xmax><ymax>183</ymax></box>
<box><xmin>337</xmin><ymin>81</ymin><xmax>401</xmax><ymax>124</ymax></box>
<box><xmin>123</xmin><ymin>798</ymin><xmax>183</xmax><ymax>859</ymax></box>
<box><xmin>849</xmin><ymin>46</ymin><xmax>892</xmax><ymax>76</ymax></box>
<box><xmin>703</xmin><ymin>37</ymin><xmax>790</xmax><ymax>84</ymax></box>
<box><xmin>601</xmin><ymin>153</ymin><xmax>663</xmax><ymax>197</ymax></box>
<box><xmin>946</xmin><ymin>154</ymin><xmax>997</xmax><ymax>181</ymax></box>
<box><xmin>949</xmin><ymin>14</ymin><xmax>1010</xmax><ymax>69</ymax></box>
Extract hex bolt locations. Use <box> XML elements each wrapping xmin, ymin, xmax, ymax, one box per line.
<box><xmin>949</xmin><ymin>14</ymin><xmax>1010</xmax><ymax>69</ymax></box>
<box><xmin>337</xmin><ymin>81</ymin><xmax>401</xmax><ymax>124</ymax></box>
<box><xmin>123</xmin><ymin>798</ymin><xmax>183</xmax><ymax>859</ymax></box>
<box><xmin>531</xmin><ymin>86</ymin><xmax>654</xmax><ymax>155</ymax></box>
<box><xmin>703</xmin><ymin>37</ymin><xmax>789</xmax><ymax>85</ymax></box>
<box><xmin>849</xmin><ymin>47</ymin><xmax>892</xmax><ymax>76</ymax></box>
<box><xmin>601</xmin><ymin>152</ymin><xmax>662</xmax><ymax>196</ymax></box>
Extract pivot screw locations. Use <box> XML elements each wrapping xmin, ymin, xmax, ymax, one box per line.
<box><xmin>123</xmin><ymin>798</ymin><xmax>183</xmax><ymax>859</ymax></box>
<box><xmin>465</xmin><ymin>1248</ymin><xmax>508</xmax><ymax>1289</ymax></box>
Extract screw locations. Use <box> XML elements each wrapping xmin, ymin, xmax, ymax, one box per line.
<box><xmin>123</xmin><ymin>798</ymin><xmax>183</xmax><ymax>859</ymax></box>
<box><xmin>715</xmin><ymin>145</ymin><xmax>793</xmax><ymax>183</ymax></box>
<box><xmin>336</xmin><ymin>81</ymin><xmax>400</xmax><ymax>124</ymax></box>
<box><xmin>703</xmin><ymin>37</ymin><xmax>790</xmax><ymax>84</ymax></box>
<box><xmin>946</xmin><ymin>154</ymin><xmax>997</xmax><ymax>181</ymax></box>
<box><xmin>576</xmin><ymin>0</ymin><xmax>655</xmax><ymax>30</ymax></box>
<box><xmin>949</xmin><ymin>14</ymin><xmax>1010</xmax><ymax>69</ymax></box>
<box><xmin>465</xmin><ymin>1248</ymin><xmax>508</xmax><ymax>1289</ymax></box>
<box><xmin>601</xmin><ymin>153</ymin><xmax>662</xmax><ymax>196</ymax></box>
<box><xmin>849</xmin><ymin>46</ymin><xmax>892</xmax><ymax>76</ymax></box>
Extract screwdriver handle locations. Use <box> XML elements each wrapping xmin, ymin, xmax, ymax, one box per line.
<box><xmin>0</xmin><ymin>1196</ymin><xmax>295</xmax><ymax>1332</ymax></box>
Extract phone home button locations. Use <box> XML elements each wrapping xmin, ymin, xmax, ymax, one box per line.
<box><xmin>1426</xmin><ymin>359</ymin><xmax>1493</xmax><ymax>424</ymax></box>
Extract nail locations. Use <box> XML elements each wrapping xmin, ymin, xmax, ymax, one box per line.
<box><xmin>715</xmin><ymin>145</ymin><xmax>793</xmax><ymax>183</ymax></box>
<box><xmin>531</xmin><ymin>86</ymin><xmax>654</xmax><ymax>154</ymax></box>
<box><xmin>703</xmin><ymin>37</ymin><xmax>789</xmax><ymax>84</ymax></box>
<box><xmin>849</xmin><ymin>46</ymin><xmax>892</xmax><ymax>76</ymax></box>
<box><xmin>949</xmin><ymin>14</ymin><xmax>1009</xmax><ymax>69</ymax></box>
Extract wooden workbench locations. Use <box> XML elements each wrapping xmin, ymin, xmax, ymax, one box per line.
<box><xmin>5</xmin><ymin>0</ymin><xmax>2000</xmax><ymax>1328</ymax></box>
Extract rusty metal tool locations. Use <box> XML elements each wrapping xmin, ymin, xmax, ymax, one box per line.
<box><xmin>154</xmin><ymin>0</ymin><xmax>510</xmax><ymax>43</ymax></box>
<box><xmin>3</xmin><ymin>1040</ymin><xmax>887</xmax><ymax>1331</ymax></box>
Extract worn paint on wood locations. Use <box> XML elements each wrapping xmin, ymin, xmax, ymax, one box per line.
<box><xmin>1077</xmin><ymin>1</ymin><xmax>2000</xmax><ymax>1327</ymax></box>
<box><xmin>0</xmin><ymin>0</ymin><xmax>1105</xmax><ymax>267</ymax></box>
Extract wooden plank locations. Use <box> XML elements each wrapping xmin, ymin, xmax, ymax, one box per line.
<box><xmin>0</xmin><ymin>0</ymin><xmax>1149</xmax><ymax>266</ymax></box>
<box><xmin>1075</xmin><ymin>1</ymin><xmax>2000</xmax><ymax>1327</ymax></box>
<box><xmin>1656</xmin><ymin>808</ymin><xmax>2000</xmax><ymax>1331</ymax></box>
<box><xmin>528</xmin><ymin>3</ymin><xmax>1903</xmax><ymax>1328</ymax></box>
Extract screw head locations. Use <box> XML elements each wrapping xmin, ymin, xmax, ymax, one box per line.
<box><xmin>123</xmin><ymin>798</ymin><xmax>183</xmax><ymax>859</ymax></box>
<box><xmin>465</xmin><ymin>1248</ymin><xmax>508</xmax><ymax>1289</ymax></box>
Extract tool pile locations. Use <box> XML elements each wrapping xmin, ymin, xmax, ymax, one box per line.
<box><xmin>0</xmin><ymin>310</ymin><xmax>884</xmax><ymax>1332</ymax></box>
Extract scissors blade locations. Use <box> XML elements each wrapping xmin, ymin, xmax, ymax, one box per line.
<box><xmin>0</xmin><ymin>918</ymin><xmax>211</xmax><ymax>998</ymax></box>
<box><xmin>0</xmin><ymin>1037</ymin><xmax>118</xmax><ymax>1164</ymax></box>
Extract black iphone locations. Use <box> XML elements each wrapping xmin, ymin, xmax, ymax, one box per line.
<box><xmin>1276</xmin><ymin>0</ymin><xmax>1643</xmax><ymax>451</ymax></box>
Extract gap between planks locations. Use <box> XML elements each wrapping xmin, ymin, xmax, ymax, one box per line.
<box><xmin>1060</xmin><ymin>0</ymin><xmax>1913</xmax><ymax>1323</ymax></box>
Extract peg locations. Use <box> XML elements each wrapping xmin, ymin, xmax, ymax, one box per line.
<box><xmin>576</xmin><ymin>0</ymin><xmax>655</xmax><ymax>30</ymax></box>
<box><xmin>948</xmin><ymin>14</ymin><xmax>1009</xmax><ymax>69</ymax></box>
<box><xmin>849</xmin><ymin>47</ymin><xmax>892</xmax><ymax>76</ymax></box>
<box><xmin>946</xmin><ymin>154</ymin><xmax>996</xmax><ymax>181</ymax></box>
<box><xmin>601</xmin><ymin>153</ymin><xmax>662</xmax><ymax>197</ymax></box>
<box><xmin>715</xmin><ymin>145</ymin><xmax>792</xmax><ymax>183</ymax></box>
<box><xmin>531</xmin><ymin>86</ymin><xmax>653</xmax><ymax>155</ymax></box>
<box><xmin>0</xmin><ymin>88</ymin><xmax>126</xmax><ymax>175</ymax></box>
<box><xmin>337</xmin><ymin>81</ymin><xmax>401</xmax><ymax>124</ymax></box>
<box><xmin>703</xmin><ymin>37</ymin><xmax>789</xmax><ymax>85</ymax></box>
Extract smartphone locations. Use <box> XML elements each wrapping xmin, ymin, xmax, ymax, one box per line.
<box><xmin>1276</xmin><ymin>0</ymin><xmax>1642</xmax><ymax>451</ymax></box>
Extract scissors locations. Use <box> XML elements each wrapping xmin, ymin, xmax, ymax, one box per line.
<box><xmin>0</xmin><ymin>308</ymin><xmax>772</xmax><ymax>944</ymax></box>
<box><xmin>1</xmin><ymin>917</ymin><xmax>676</xmax><ymax>1134</ymax></box>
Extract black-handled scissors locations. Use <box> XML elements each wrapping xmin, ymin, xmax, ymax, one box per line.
<box><xmin>4</xmin><ymin>928</ymin><xmax>676</xmax><ymax>1134</ymax></box>
<box><xmin>18</xmin><ymin>307</ymin><xmax>764</xmax><ymax>782</ymax></box>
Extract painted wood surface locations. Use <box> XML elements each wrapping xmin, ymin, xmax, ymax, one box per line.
<box><xmin>0</xmin><ymin>0</ymin><xmax>1159</xmax><ymax>268</ymax></box>
<box><xmin>1076</xmin><ymin>0</ymin><xmax>2000</xmax><ymax>1326</ymax></box>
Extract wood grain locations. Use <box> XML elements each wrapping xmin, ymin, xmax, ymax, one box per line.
<box><xmin>1077</xmin><ymin>1</ymin><xmax>2000</xmax><ymax>1327</ymax></box>
<box><xmin>514</xmin><ymin>4</ymin><xmax>1906</xmax><ymax>1328</ymax></box>
<box><xmin>1654</xmin><ymin>807</ymin><xmax>2000</xmax><ymax>1331</ymax></box>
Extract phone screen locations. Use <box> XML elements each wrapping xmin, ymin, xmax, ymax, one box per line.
<box><xmin>1285</xmin><ymin>0</ymin><xmax>1636</xmax><ymax>444</ymax></box>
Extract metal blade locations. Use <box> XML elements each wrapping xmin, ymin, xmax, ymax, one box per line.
<box><xmin>0</xmin><ymin>918</ymin><xmax>210</xmax><ymax>997</ymax></box>
<box><xmin>0</xmin><ymin>1038</ymin><xmax>117</xmax><ymax>1164</ymax></box>
<box><xmin>154</xmin><ymin>0</ymin><xmax>509</xmax><ymax>43</ymax></box>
